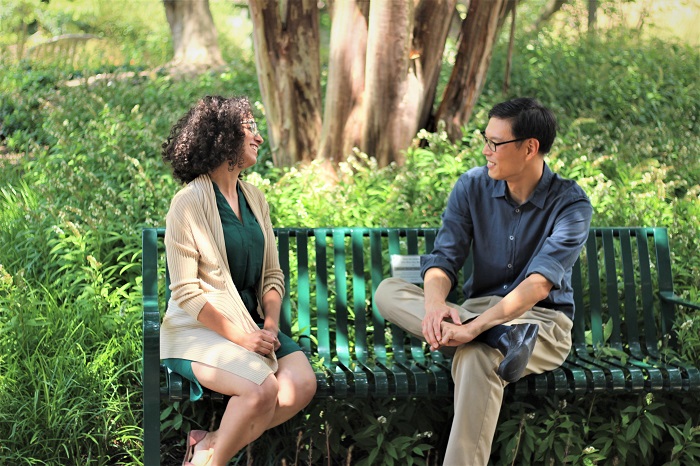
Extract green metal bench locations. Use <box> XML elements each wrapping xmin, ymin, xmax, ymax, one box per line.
<box><xmin>141</xmin><ymin>226</ymin><xmax>700</xmax><ymax>465</ymax></box>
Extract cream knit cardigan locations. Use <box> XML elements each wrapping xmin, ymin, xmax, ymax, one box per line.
<box><xmin>160</xmin><ymin>174</ymin><xmax>285</xmax><ymax>385</ymax></box>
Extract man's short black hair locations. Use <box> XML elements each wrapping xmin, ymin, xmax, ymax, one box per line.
<box><xmin>488</xmin><ymin>98</ymin><xmax>557</xmax><ymax>154</ymax></box>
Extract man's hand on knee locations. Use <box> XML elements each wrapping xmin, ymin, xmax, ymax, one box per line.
<box><xmin>439</xmin><ymin>320</ymin><xmax>477</xmax><ymax>347</ymax></box>
<box><xmin>422</xmin><ymin>304</ymin><xmax>462</xmax><ymax>350</ymax></box>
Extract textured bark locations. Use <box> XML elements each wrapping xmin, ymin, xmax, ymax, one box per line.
<box><xmin>503</xmin><ymin>2</ymin><xmax>517</xmax><ymax>94</ymax></box>
<box><xmin>248</xmin><ymin>0</ymin><xmax>323</xmax><ymax>166</ymax></box>
<box><xmin>320</xmin><ymin>0</ymin><xmax>455</xmax><ymax>166</ymax></box>
<box><xmin>361</xmin><ymin>0</ymin><xmax>415</xmax><ymax>167</ymax></box>
<box><xmin>362</xmin><ymin>0</ymin><xmax>456</xmax><ymax>166</ymax></box>
<box><xmin>413</xmin><ymin>0</ymin><xmax>459</xmax><ymax>132</ymax></box>
<box><xmin>318</xmin><ymin>0</ymin><xmax>369</xmax><ymax>164</ymax></box>
<box><xmin>435</xmin><ymin>0</ymin><xmax>508</xmax><ymax>140</ymax></box>
<box><xmin>163</xmin><ymin>0</ymin><xmax>224</xmax><ymax>70</ymax></box>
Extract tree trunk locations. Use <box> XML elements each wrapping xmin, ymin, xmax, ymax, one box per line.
<box><xmin>318</xmin><ymin>0</ymin><xmax>369</xmax><ymax>165</ymax></box>
<box><xmin>163</xmin><ymin>0</ymin><xmax>224</xmax><ymax>70</ymax></box>
<box><xmin>503</xmin><ymin>2</ymin><xmax>517</xmax><ymax>95</ymax></box>
<box><xmin>249</xmin><ymin>0</ymin><xmax>323</xmax><ymax>167</ymax></box>
<box><xmin>361</xmin><ymin>0</ymin><xmax>457</xmax><ymax>167</ymax></box>
<box><xmin>413</xmin><ymin>0</ymin><xmax>459</xmax><ymax>132</ymax></box>
<box><xmin>529</xmin><ymin>0</ymin><xmax>568</xmax><ymax>32</ymax></box>
<box><xmin>319</xmin><ymin>0</ymin><xmax>455</xmax><ymax>167</ymax></box>
<box><xmin>361</xmin><ymin>0</ymin><xmax>416</xmax><ymax>167</ymax></box>
<box><xmin>435</xmin><ymin>0</ymin><xmax>507</xmax><ymax>140</ymax></box>
<box><xmin>588</xmin><ymin>0</ymin><xmax>598</xmax><ymax>34</ymax></box>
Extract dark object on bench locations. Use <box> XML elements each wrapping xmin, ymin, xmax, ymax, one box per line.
<box><xmin>142</xmin><ymin>227</ymin><xmax>700</xmax><ymax>465</ymax></box>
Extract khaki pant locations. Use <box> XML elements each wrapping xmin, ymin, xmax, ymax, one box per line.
<box><xmin>374</xmin><ymin>277</ymin><xmax>573</xmax><ymax>466</ymax></box>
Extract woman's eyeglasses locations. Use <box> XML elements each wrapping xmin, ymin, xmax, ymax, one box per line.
<box><xmin>243</xmin><ymin>120</ymin><xmax>260</xmax><ymax>137</ymax></box>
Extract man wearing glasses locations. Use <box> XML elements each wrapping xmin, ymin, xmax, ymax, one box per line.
<box><xmin>375</xmin><ymin>97</ymin><xmax>592</xmax><ymax>465</ymax></box>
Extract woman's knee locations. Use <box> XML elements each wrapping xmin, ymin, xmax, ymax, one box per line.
<box><xmin>243</xmin><ymin>376</ymin><xmax>279</xmax><ymax>411</ymax></box>
<box><xmin>297</xmin><ymin>365</ymin><xmax>317</xmax><ymax>400</ymax></box>
<box><xmin>277</xmin><ymin>356</ymin><xmax>317</xmax><ymax>406</ymax></box>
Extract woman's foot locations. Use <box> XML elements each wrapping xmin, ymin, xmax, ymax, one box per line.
<box><xmin>183</xmin><ymin>430</ymin><xmax>208</xmax><ymax>466</ymax></box>
<box><xmin>185</xmin><ymin>448</ymin><xmax>214</xmax><ymax>466</ymax></box>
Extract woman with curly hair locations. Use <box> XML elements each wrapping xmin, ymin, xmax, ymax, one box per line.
<box><xmin>160</xmin><ymin>95</ymin><xmax>317</xmax><ymax>466</ymax></box>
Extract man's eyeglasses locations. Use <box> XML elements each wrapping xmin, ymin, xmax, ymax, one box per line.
<box><xmin>243</xmin><ymin>120</ymin><xmax>260</xmax><ymax>137</ymax></box>
<box><xmin>480</xmin><ymin>130</ymin><xmax>528</xmax><ymax>152</ymax></box>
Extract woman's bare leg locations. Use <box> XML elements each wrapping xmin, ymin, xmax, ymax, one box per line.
<box><xmin>266</xmin><ymin>351</ymin><xmax>317</xmax><ymax>428</ymax></box>
<box><xmin>190</xmin><ymin>362</ymin><xmax>279</xmax><ymax>466</ymax></box>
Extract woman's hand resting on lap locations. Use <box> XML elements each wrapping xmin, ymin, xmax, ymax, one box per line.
<box><xmin>240</xmin><ymin>329</ymin><xmax>279</xmax><ymax>355</ymax></box>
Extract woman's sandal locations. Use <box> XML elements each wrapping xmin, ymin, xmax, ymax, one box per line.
<box><xmin>182</xmin><ymin>430</ymin><xmax>208</xmax><ymax>466</ymax></box>
<box><xmin>184</xmin><ymin>448</ymin><xmax>214</xmax><ymax>466</ymax></box>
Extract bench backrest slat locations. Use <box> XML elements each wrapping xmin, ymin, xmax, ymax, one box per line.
<box><xmin>295</xmin><ymin>230</ymin><xmax>312</xmax><ymax>353</ymax></box>
<box><xmin>619</xmin><ymin>229</ymin><xmax>642</xmax><ymax>355</ymax></box>
<box><xmin>637</xmin><ymin>229</ymin><xmax>659</xmax><ymax>356</ymax></box>
<box><xmin>602</xmin><ymin>229</ymin><xmax>623</xmax><ymax>349</ymax></box>
<box><xmin>314</xmin><ymin>229</ymin><xmax>332</xmax><ymax>367</ymax></box>
<box><xmin>654</xmin><ymin>228</ymin><xmax>676</xmax><ymax>343</ymax></box>
<box><xmin>583</xmin><ymin>233</ymin><xmax>605</xmax><ymax>348</ymax></box>
<box><xmin>387</xmin><ymin>230</ymin><xmax>408</xmax><ymax>364</ymax></box>
<box><xmin>571</xmin><ymin>256</ymin><xmax>586</xmax><ymax>346</ymax></box>
<box><xmin>332</xmin><ymin>229</ymin><xmax>351</xmax><ymax>366</ymax></box>
<box><xmin>277</xmin><ymin>230</ymin><xmax>292</xmax><ymax>336</ymax></box>
<box><xmin>351</xmin><ymin>229</ymin><xmax>368</xmax><ymax>362</ymax></box>
<box><xmin>370</xmin><ymin>230</ymin><xmax>388</xmax><ymax>362</ymax></box>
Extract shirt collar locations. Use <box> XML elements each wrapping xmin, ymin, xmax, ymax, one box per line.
<box><xmin>491</xmin><ymin>162</ymin><xmax>553</xmax><ymax>209</ymax></box>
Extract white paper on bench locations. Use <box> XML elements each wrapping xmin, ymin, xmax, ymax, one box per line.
<box><xmin>390</xmin><ymin>254</ymin><xmax>423</xmax><ymax>284</ymax></box>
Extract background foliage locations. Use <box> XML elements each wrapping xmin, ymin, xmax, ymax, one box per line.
<box><xmin>0</xmin><ymin>0</ymin><xmax>699</xmax><ymax>464</ymax></box>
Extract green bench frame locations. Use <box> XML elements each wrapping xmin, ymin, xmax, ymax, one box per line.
<box><xmin>142</xmin><ymin>226</ymin><xmax>700</xmax><ymax>465</ymax></box>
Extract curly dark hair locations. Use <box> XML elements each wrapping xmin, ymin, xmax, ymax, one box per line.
<box><xmin>162</xmin><ymin>95</ymin><xmax>253</xmax><ymax>183</ymax></box>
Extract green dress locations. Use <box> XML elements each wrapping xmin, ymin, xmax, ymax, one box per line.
<box><xmin>163</xmin><ymin>182</ymin><xmax>302</xmax><ymax>401</ymax></box>
<box><xmin>214</xmin><ymin>182</ymin><xmax>266</xmax><ymax>320</ymax></box>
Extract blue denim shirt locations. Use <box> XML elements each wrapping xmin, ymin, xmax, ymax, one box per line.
<box><xmin>421</xmin><ymin>163</ymin><xmax>592</xmax><ymax>320</ymax></box>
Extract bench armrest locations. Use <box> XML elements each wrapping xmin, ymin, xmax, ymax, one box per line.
<box><xmin>660</xmin><ymin>291</ymin><xmax>700</xmax><ymax>311</ymax></box>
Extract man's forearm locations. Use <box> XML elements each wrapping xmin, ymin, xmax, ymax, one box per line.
<box><xmin>423</xmin><ymin>268</ymin><xmax>453</xmax><ymax>307</ymax></box>
<box><xmin>466</xmin><ymin>273</ymin><xmax>553</xmax><ymax>335</ymax></box>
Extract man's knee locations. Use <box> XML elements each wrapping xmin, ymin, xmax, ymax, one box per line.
<box><xmin>374</xmin><ymin>277</ymin><xmax>404</xmax><ymax>318</ymax></box>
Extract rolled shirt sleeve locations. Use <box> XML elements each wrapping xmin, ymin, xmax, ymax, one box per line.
<box><xmin>526</xmin><ymin>201</ymin><xmax>592</xmax><ymax>290</ymax></box>
<box><xmin>420</xmin><ymin>176</ymin><xmax>473</xmax><ymax>290</ymax></box>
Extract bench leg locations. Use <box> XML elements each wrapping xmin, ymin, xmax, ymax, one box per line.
<box><xmin>143</xmin><ymin>345</ymin><xmax>161</xmax><ymax>465</ymax></box>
